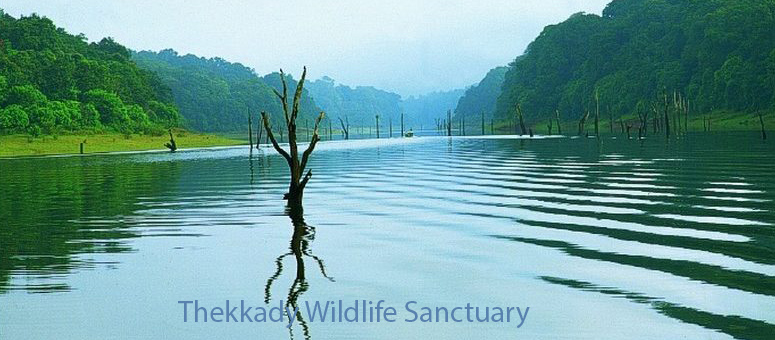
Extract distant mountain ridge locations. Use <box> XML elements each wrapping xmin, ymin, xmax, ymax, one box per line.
<box><xmin>132</xmin><ymin>49</ymin><xmax>320</xmax><ymax>132</ymax></box>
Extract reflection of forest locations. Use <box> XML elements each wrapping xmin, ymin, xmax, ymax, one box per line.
<box><xmin>0</xmin><ymin>156</ymin><xmax>181</xmax><ymax>293</ymax></box>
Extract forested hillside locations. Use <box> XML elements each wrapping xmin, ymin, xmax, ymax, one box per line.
<box><xmin>133</xmin><ymin>49</ymin><xmax>319</xmax><ymax>132</ymax></box>
<box><xmin>0</xmin><ymin>11</ymin><xmax>180</xmax><ymax>135</ymax></box>
<box><xmin>401</xmin><ymin>89</ymin><xmax>466</xmax><ymax>129</ymax></box>
<box><xmin>495</xmin><ymin>0</ymin><xmax>775</xmax><ymax>123</ymax></box>
<box><xmin>306</xmin><ymin>76</ymin><xmax>402</xmax><ymax>127</ymax></box>
<box><xmin>454</xmin><ymin>66</ymin><xmax>508</xmax><ymax>121</ymax></box>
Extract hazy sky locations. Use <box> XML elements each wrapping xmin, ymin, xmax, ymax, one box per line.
<box><xmin>2</xmin><ymin>0</ymin><xmax>610</xmax><ymax>97</ymax></box>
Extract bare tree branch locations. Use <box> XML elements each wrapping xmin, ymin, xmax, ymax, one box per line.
<box><xmin>300</xmin><ymin>112</ymin><xmax>325</xmax><ymax>174</ymax></box>
<box><xmin>291</xmin><ymin>67</ymin><xmax>307</xmax><ymax>122</ymax></box>
<box><xmin>277</xmin><ymin>69</ymin><xmax>290</xmax><ymax>126</ymax></box>
<box><xmin>261</xmin><ymin>111</ymin><xmax>292</xmax><ymax>164</ymax></box>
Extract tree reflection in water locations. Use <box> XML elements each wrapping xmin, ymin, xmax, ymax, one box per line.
<box><xmin>265</xmin><ymin>206</ymin><xmax>334</xmax><ymax>340</ymax></box>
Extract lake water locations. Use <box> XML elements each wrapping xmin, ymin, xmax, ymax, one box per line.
<box><xmin>1</xmin><ymin>133</ymin><xmax>774</xmax><ymax>339</ymax></box>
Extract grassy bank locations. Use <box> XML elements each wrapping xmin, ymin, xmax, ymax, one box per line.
<box><xmin>0</xmin><ymin>130</ymin><xmax>245</xmax><ymax>157</ymax></box>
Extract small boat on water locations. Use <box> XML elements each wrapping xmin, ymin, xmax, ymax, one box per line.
<box><xmin>404</xmin><ymin>129</ymin><xmax>415</xmax><ymax>137</ymax></box>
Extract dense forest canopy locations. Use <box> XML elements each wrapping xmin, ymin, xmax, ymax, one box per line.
<box><xmin>0</xmin><ymin>11</ymin><xmax>180</xmax><ymax>135</ymax></box>
<box><xmin>495</xmin><ymin>0</ymin><xmax>775</xmax><ymax>123</ymax></box>
<box><xmin>454</xmin><ymin>66</ymin><xmax>508</xmax><ymax>121</ymax></box>
<box><xmin>305</xmin><ymin>77</ymin><xmax>403</xmax><ymax>128</ymax></box>
<box><xmin>132</xmin><ymin>49</ymin><xmax>320</xmax><ymax>132</ymax></box>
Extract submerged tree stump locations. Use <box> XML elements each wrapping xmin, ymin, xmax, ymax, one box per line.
<box><xmin>759</xmin><ymin>112</ymin><xmax>767</xmax><ymax>140</ymax></box>
<box><xmin>578</xmin><ymin>110</ymin><xmax>590</xmax><ymax>136</ymax></box>
<box><xmin>164</xmin><ymin>129</ymin><xmax>177</xmax><ymax>152</ymax></box>
<box><xmin>555</xmin><ymin>110</ymin><xmax>562</xmax><ymax>135</ymax></box>
<box><xmin>338</xmin><ymin>116</ymin><xmax>349</xmax><ymax>140</ymax></box>
<box><xmin>516</xmin><ymin>104</ymin><xmax>527</xmax><ymax>136</ymax></box>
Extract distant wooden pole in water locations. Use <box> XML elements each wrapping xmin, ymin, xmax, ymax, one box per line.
<box><xmin>685</xmin><ymin>99</ymin><xmax>689</xmax><ymax>133</ymax></box>
<box><xmin>663</xmin><ymin>90</ymin><xmax>671</xmax><ymax>139</ymax></box>
<box><xmin>305</xmin><ymin>119</ymin><xmax>310</xmax><ymax>141</ymax></box>
<box><xmin>594</xmin><ymin>90</ymin><xmax>600</xmax><ymax>137</ymax></box>
<box><xmin>481</xmin><ymin>111</ymin><xmax>485</xmax><ymax>135</ymax></box>
<box><xmin>758</xmin><ymin>111</ymin><xmax>767</xmax><ymax>140</ymax></box>
<box><xmin>447</xmin><ymin>110</ymin><xmax>452</xmax><ymax>136</ymax></box>
<box><xmin>328</xmin><ymin>119</ymin><xmax>332</xmax><ymax>140</ymax></box>
<box><xmin>401</xmin><ymin>112</ymin><xmax>405</xmax><ymax>137</ymax></box>
<box><xmin>548</xmin><ymin>118</ymin><xmax>553</xmax><ymax>135</ymax></box>
<box><xmin>578</xmin><ymin>110</ymin><xmax>589</xmax><ymax>136</ymax></box>
<box><xmin>389</xmin><ymin>117</ymin><xmax>393</xmax><ymax>138</ymax></box>
<box><xmin>461</xmin><ymin>113</ymin><xmax>466</xmax><ymax>136</ymax></box>
<box><xmin>490</xmin><ymin>119</ymin><xmax>494</xmax><ymax>135</ymax></box>
<box><xmin>256</xmin><ymin>115</ymin><xmax>263</xmax><ymax>149</ymax></box>
<box><xmin>375</xmin><ymin>114</ymin><xmax>380</xmax><ymax>139</ymax></box>
<box><xmin>708</xmin><ymin>110</ymin><xmax>712</xmax><ymax>132</ymax></box>
<box><xmin>248</xmin><ymin>112</ymin><xmax>254</xmax><ymax>149</ymax></box>
<box><xmin>338</xmin><ymin>117</ymin><xmax>349</xmax><ymax>140</ymax></box>
<box><xmin>555</xmin><ymin>110</ymin><xmax>562</xmax><ymax>135</ymax></box>
<box><xmin>609</xmin><ymin>106</ymin><xmax>614</xmax><ymax>133</ymax></box>
<box><xmin>80</xmin><ymin>140</ymin><xmax>85</xmax><ymax>154</ymax></box>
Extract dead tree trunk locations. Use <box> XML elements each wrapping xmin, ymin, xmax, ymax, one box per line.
<box><xmin>759</xmin><ymin>112</ymin><xmax>767</xmax><ymax>140</ymax></box>
<box><xmin>578</xmin><ymin>110</ymin><xmax>589</xmax><ymax>136</ymax></box>
<box><xmin>481</xmin><ymin>112</ymin><xmax>485</xmax><ymax>135</ymax></box>
<box><xmin>461</xmin><ymin>114</ymin><xmax>466</xmax><ymax>136</ymax></box>
<box><xmin>548</xmin><ymin>118</ymin><xmax>553</xmax><ymax>135</ymax></box>
<box><xmin>375</xmin><ymin>115</ymin><xmax>380</xmax><ymax>139</ymax></box>
<box><xmin>248</xmin><ymin>112</ymin><xmax>254</xmax><ymax>149</ymax></box>
<box><xmin>256</xmin><ymin>114</ymin><xmax>263</xmax><ymax>150</ymax></box>
<box><xmin>555</xmin><ymin>110</ymin><xmax>562</xmax><ymax>135</ymax></box>
<box><xmin>594</xmin><ymin>90</ymin><xmax>600</xmax><ymax>137</ymax></box>
<box><xmin>401</xmin><ymin>112</ymin><xmax>405</xmax><ymax>137</ymax></box>
<box><xmin>609</xmin><ymin>107</ymin><xmax>614</xmax><ymax>133</ymax></box>
<box><xmin>164</xmin><ymin>129</ymin><xmax>177</xmax><ymax>152</ymax></box>
<box><xmin>338</xmin><ymin>116</ymin><xmax>349</xmax><ymax>140</ymax></box>
<box><xmin>261</xmin><ymin>67</ymin><xmax>325</xmax><ymax>209</ymax></box>
<box><xmin>516</xmin><ymin>103</ymin><xmax>527</xmax><ymax>135</ymax></box>
<box><xmin>663</xmin><ymin>91</ymin><xmax>671</xmax><ymax>139</ymax></box>
<box><xmin>685</xmin><ymin>99</ymin><xmax>689</xmax><ymax>133</ymax></box>
<box><xmin>447</xmin><ymin>110</ymin><xmax>452</xmax><ymax>136</ymax></box>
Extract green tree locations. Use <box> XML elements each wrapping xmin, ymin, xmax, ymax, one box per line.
<box><xmin>0</xmin><ymin>12</ymin><xmax>180</xmax><ymax>134</ymax></box>
<box><xmin>0</xmin><ymin>104</ymin><xmax>30</xmax><ymax>131</ymax></box>
<box><xmin>0</xmin><ymin>75</ymin><xmax>7</xmax><ymax>103</ymax></box>
<box><xmin>82</xmin><ymin>89</ymin><xmax>128</xmax><ymax>126</ymax></box>
<box><xmin>4</xmin><ymin>85</ymin><xmax>47</xmax><ymax>107</ymax></box>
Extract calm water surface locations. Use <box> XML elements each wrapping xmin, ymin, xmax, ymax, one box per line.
<box><xmin>1</xmin><ymin>133</ymin><xmax>774</xmax><ymax>339</ymax></box>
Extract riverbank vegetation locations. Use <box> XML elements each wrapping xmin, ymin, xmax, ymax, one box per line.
<box><xmin>494</xmin><ymin>0</ymin><xmax>775</xmax><ymax>125</ymax></box>
<box><xmin>0</xmin><ymin>130</ymin><xmax>242</xmax><ymax>157</ymax></box>
<box><xmin>0</xmin><ymin>11</ymin><xmax>181</xmax><ymax>137</ymax></box>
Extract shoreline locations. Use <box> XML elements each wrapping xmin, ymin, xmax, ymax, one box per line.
<box><xmin>0</xmin><ymin>132</ymin><xmax>246</xmax><ymax>158</ymax></box>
